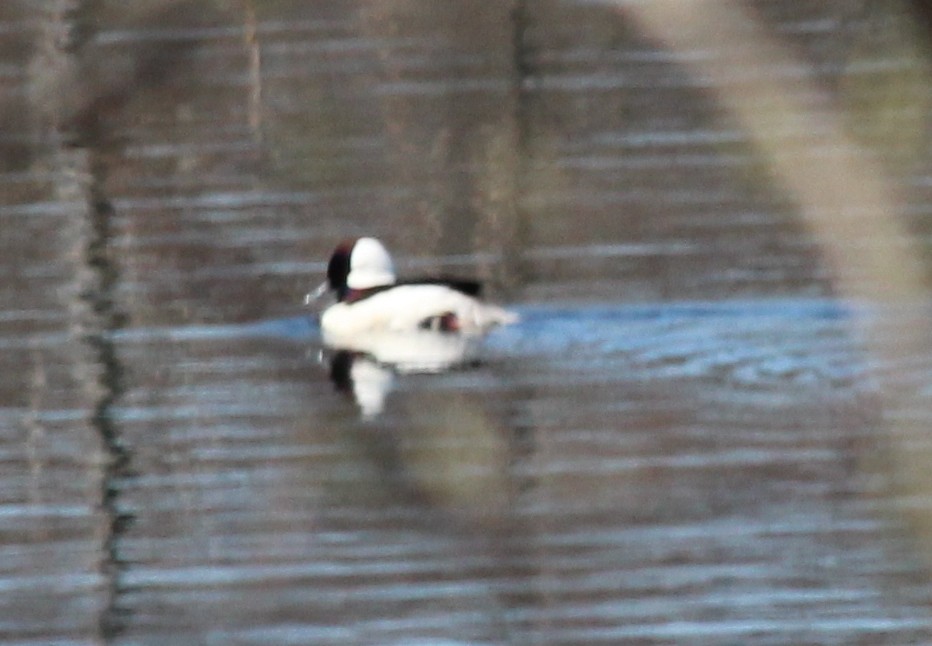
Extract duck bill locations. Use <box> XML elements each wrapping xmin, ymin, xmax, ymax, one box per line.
<box><xmin>304</xmin><ymin>280</ymin><xmax>330</xmax><ymax>305</ymax></box>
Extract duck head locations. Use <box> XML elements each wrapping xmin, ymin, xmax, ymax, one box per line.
<box><xmin>307</xmin><ymin>237</ymin><xmax>397</xmax><ymax>302</ymax></box>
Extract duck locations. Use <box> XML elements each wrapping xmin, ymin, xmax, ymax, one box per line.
<box><xmin>308</xmin><ymin>237</ymin><xmax>518</xmax><ymax>343</ymax></box>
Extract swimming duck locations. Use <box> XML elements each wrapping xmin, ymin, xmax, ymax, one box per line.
<box><xmin>309</xmin><ymin>237</ymin><xmax>517</xmax><ymax>342</ymax></box>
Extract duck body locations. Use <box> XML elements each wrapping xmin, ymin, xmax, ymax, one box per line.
<box><xmin>322</xmin><ymin>282</ymin><xmax>515</xmax><ymax>338</ymax></box>
<box><xmin>313</xmin><ymin>237</ymin><xmax>517</xmax><ymax>342</ymax></box>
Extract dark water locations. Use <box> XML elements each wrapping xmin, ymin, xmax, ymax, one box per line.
<box><xmin>3</xmin><ymin>2</ymin><xmax>932</xmax><ymax>645</ymax></box>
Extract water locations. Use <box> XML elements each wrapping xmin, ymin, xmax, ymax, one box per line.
<box><xmin>9</xmin><ymin>296</ymin><xmax>932</xmax><ymax>644</ymax></box>
<box><xmin>3</xmin><ymin>1</ymin><xmax>932</xmax><ymax>645</ymax></box>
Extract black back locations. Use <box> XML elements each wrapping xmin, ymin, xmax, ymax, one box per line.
<box><xmin>398</xmin><ymin>277</ymin><xmax>483</xmax><ymax>297</ymax></box>
<box><xmin>344</xmin><ymin>277</ymin><xmax>483</xmax><ymax>303</ymax></box>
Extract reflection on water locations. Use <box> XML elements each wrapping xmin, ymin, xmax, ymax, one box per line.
<box><xmin>7</xmin><ymin>284</ymin><xmax>932</xmax><ymax>643</ymax></box>
<box><xmin>106</xmin><ymin>300</ymin><xmax>932</xmax><ymax>644</ymax></box>
<box><xmin>323</xmin><ymin>329</ymin><xmax>482</xmax><ymax>373</ymax></box>
<box><xmin>318</xmin><ymin>313</ymin><xmax>488</xmax><ymax>418</ymax></box>
<box><xmin>323</xmin><ymin>340</ymin><xmax>480</xmax><ymax>420</ymax></box>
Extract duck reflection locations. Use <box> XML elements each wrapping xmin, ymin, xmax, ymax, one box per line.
<box><xmin>320</xmin><ymin>332</ymin><xmax>520</xmax><ymax>531</ymax></box>
<box><xmin>314</xmin><ymin>319</ymin><xmax>524</xmax><ymax>531</ymax></box>
<box><xmin>324</xmin><ymin>330</ymin><xmax>482</xmax><ymax>419</ymax></box>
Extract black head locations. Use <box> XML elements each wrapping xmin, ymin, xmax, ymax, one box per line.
<box><xmin>326</xmin><ymin>239</ymin><xmax>356</xmax><ymax>299</ymax></box>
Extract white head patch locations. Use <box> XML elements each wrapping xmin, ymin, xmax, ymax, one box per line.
<box><xmin>348</xmin><ymin>237</ymin><xmax>396</xmax><ymax>289</ymax></box>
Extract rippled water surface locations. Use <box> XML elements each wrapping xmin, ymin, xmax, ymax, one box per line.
<box><xmin>23</xmin><ymin>298</ymin><xmax>931</xmax><ymax>645</ymax></box>
<box><xmin>4</xmin><ymin>2</ymin><xmax>932</xmax><ymax>645</ymax></box>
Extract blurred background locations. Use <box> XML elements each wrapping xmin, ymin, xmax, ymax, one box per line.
<box><xmin>3</xmin><ymin>0</ymin><xmax>932</xmax><ymax>643</ymax></box>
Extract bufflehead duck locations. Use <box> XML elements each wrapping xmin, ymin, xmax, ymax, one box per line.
<box><xmin>309</xmin><ymin>237</ymin><xmax>518</xmax><ymax>341</ymax></box>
